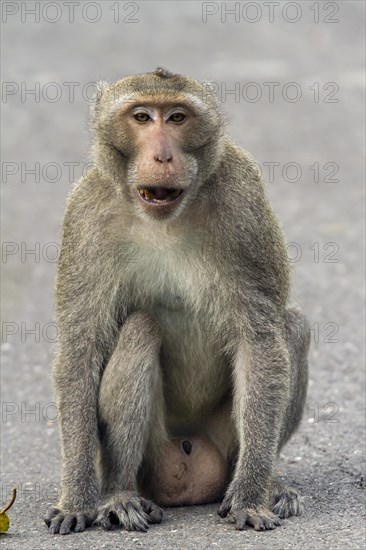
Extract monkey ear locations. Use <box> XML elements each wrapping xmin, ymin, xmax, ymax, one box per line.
<box><xmin>90</xmin><ymin>80</ymin><xmax>110</xmax><ymax>120</ymax></box>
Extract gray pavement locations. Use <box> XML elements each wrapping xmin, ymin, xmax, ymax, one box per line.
<box><xmin>1</xmin><ymin>1</ymin><xmax>365</xmax><ymax>549</ymax></box>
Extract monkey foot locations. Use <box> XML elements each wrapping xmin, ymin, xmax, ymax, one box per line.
<box><xmin>44</xmin><ymin>506</ymin><xmax>96</xmax><ymax>535</ymax></box>
<box><xmin>270</xmin><ymin>483</ymin><xmax>303</xmax><ymax>519</ymax></box>
<box><xmin>218</xmin><ymin>503</ymin><xmax>282</xmax><ymax>531</ymax></box>
<box><xmin>96</xmin><ymin>491</ymin><xmax>163</xmax><ymax>532</ymax></box>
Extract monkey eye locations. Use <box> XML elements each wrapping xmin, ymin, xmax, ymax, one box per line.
<box><xmin>133</xmin><ymin>112</ymin><xmax>150</xmax><ymax>123</ymax></box>
<box><xmin>169</xmin><ymin>112</ymin><xmax>186</xmax><ymax>123</ymax></box>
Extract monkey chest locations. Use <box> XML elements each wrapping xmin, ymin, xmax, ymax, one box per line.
<box><xmin>122</xmin><ymin>240</ymin><xmax>231</xmax><ymax>414</ymax></box>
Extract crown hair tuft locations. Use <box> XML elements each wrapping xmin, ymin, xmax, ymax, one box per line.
<box><xmin>153</xmin><ymin>67</ymin><xmax>175</xmax><ymax>79</ymax></box>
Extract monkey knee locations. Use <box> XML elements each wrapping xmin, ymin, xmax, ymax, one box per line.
<box><xmin>99</xmin><ymin>312</ymin><xmax>162</xmax><ymax>408</ymax></box>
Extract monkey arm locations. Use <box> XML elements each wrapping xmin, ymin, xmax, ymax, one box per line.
<box><xmin>53</xmin><ymin>341</ymin><xmax>101</xmax><ymax>512</ymax></box>
<box><xmin>46</xmin><ymin>181</ymin><xmax>123</xmax><ymax>531</ymax></box>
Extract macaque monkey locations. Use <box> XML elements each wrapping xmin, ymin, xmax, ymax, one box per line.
<box><xmin>45</xmin><ymin>68</ymin><xmax>310</xmax><ymax>535</ymax></box>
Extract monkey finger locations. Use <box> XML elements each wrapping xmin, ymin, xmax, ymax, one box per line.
<box><xmin>234</xmin><ymin>511</ymin><xmax>248</xmax><ymax>531</ymax></box>
<box><xmin>74</xmin><ymin>512</ymin><xmax>87</xmax><ymax>533</ymax></box>
<box><xmin>217</xmin><ymin>502</ymin><xmax>231</xmax><ymax>518</ymax></box>
<box><xmin>59</xmin><ymin>514</ymin><xmax>77</xmax><ymax>535</ymax></box>
<box><xmin>44</xmin><ymin>506</ymin><xmax>60</xmax><ymax>526</ymax></box>
<box><xmin>248</xmin><ymin>515</ymin><xmax>265</xmax><ymax>531</ymax></box>
<box><xmin>49</xmin><ymin>515</ymin><xmax>64</xmax><ymax>535</ymax></box>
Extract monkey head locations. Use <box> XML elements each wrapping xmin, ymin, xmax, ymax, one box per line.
<box><xmin>90</xmin><ymin>68</ymin><xmax>225</xmax><ymax>220</ymax></box>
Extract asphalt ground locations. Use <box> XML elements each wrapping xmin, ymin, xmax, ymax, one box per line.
<box><xmin>1</xmin><ymin>1</ymin><xmax>365</xmax><ymax>549</ymax></box>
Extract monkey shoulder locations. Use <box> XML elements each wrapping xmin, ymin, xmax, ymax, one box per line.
<box><xmin>211</xmin><ymin>140</ymin><xmax>290</xmax><ymax>302</ymax></box>
<box><xmin>63</xmin><ymin>168</ymin><xmax>112</xmax><ymax>222</ymax></box>
<box><xmin>213</xmin><ymin>141</ymin><xmax>283</xmax><ymax>242</ymax></box>
<box><xmin>57</xmin><ymin>168</ymin><xmax>119</xmax><ymax>286</ymax></box>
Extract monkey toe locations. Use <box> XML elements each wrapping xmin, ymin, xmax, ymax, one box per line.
<box><xmin>124</xmin><ymin>502</ymin><xmax>149</xmax><ymax>531</ymax></box>
<box><xmin>218</xmin><ymin>500</ymin><xmax>282</xmax><ymax>532</ymax></box>
<box><xmin>98</xmin><ymin>505</ymin><xmax>149</xmax><ymax>532</ymax></box>
<box><xmin>141</xmin><ymin>497</ymin><xmax>163</xmax><ymax>524</ymax></box>
<box><xmin>270</xmin><ymin>485</ymin><xmax>303</xmax><ymax>519</ymax></box>
<box><xmin>249</xmin><ymin>509</ymin><xmax>282</xmax><ymax>531</ymax></box>
<box><xmin>236</xmin><ymin>508</ymin><xmax>282</xmax><ymax>531</ymax></box>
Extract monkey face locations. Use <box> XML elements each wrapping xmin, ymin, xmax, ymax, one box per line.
<box><xmin>124</xmin><ymin>101</ymin><xmax>199</xmax><ymax>219</ymax></box>
<box><xmin>91</xmin><ymin>71</ymin><xmax>224</xmax><ymax>221</ymax></box>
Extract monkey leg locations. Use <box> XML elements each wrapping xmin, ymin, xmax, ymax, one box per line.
<box><xmin>96</xmin><ymin>311</ymin><xmax>167</xmax><ymax>531</ymax></box>
<box><xmin>269</xmin><ymin>307</ymin><xmax>310</xmax><ymax>520</ymax></box>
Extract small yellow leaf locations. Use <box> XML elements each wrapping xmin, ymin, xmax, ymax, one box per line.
<box><xmin>0</xmin><ymin>488</ymin><xmax>16</xmax><ymax>533</ymax></box>
<box><xmin>0</xmin><ymin>512</ymin><xmax>10</xmax><ymax>533</ymax></box>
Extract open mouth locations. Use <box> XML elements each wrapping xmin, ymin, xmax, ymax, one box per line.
<box><xmin>138</xmin><ymin>186</ymin><xmax>184</xmax><ymax>205</ymax></box>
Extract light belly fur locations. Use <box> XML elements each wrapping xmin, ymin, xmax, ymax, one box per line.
<box><xmin>122</xmin><ymin>231</ymin><xmax>232</xmax><ymax>427</ymax></box>
<box><xmin>152</xmin><ymin>305</ymin><xmax>231</xmax><ymax>426</ymax></box>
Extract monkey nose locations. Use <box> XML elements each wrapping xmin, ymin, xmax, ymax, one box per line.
<box><xmin>154</xmin><ymin>154</ymin><xmax>173</xmax><ymax>164</ymax></box>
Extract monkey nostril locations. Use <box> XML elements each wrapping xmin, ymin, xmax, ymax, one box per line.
<box><xmin>181</xmin><ymin>440</ymin><xmax>192</xmax><ymax>455</ymax></box>
<box><xmin>154</xmin><ymin>155</ymin><xmax>172</xmax><ymax>164</ymax></box>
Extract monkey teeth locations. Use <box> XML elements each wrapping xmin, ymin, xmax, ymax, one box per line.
<box><xmin>138</xmin><ymin>187</ymin><xmax>184</xmax><ymax>204</ymax></box>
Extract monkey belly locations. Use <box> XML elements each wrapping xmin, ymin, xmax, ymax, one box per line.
<box><xmin>155</xmin><ymin>309</ymin><xmax>231</xmax><ymax>424</ymax></box>
<box><xmin>151</xmin><ymin>436</ymin><xmax>227</xmax><ymax>506</ymax></box>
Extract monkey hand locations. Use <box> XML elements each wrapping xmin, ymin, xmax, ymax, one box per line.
<box><xmin>218</xmin><ymin>487</ymin><xmax>283</xmax><ymax>531</ymax></box>
<box><xmin>96</xmin><ymin>490</ymin><xmax>163</xmax><ymax>532</ymax></box>
<box><xmin>44</xmin><ymin>505</ymin><xmax>97</xmax><ymax>535</ymax></box>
